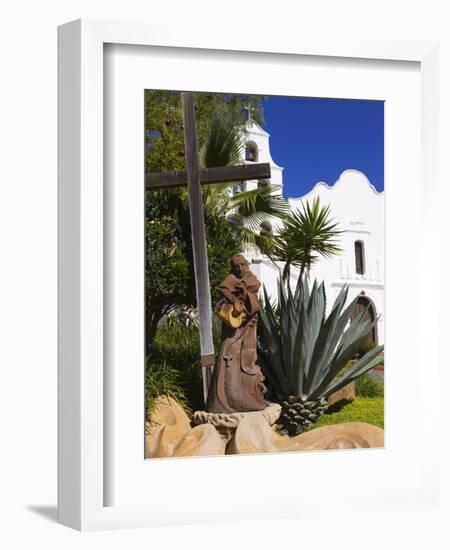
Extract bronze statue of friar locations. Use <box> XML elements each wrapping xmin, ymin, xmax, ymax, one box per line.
<box><xmin>206</xmin><ymin>254</ymin><xmax>268</xmax><ymax>414</ymax></box>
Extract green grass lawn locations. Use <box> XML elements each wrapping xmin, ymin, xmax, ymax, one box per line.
<box><xmin>312</xmin><ymin>397</ymin><xmax>384</xmax><ymax>430</ymax></box>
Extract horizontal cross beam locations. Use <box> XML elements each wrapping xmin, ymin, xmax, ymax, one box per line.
<box><xmin>146</xmin><ymin>162</ymin><xmax>271</xmax><ymax>190</ymax></box>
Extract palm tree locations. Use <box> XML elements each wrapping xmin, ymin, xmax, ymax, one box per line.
<box><xmin>199</xmin><ymin>119</ymin><xmax>290</xmax><ymax>251</ymax></box>
<box><xmin>269</xmin><ymin>196</ymin><xmax>344</xmax><ymax>283</ymax></box>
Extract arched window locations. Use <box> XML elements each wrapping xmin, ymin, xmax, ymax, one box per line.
<box><xmin>354</xmin><ymin>240</ymin><xmax>365</xmax><ymax>275</ymax></box>
<box><xmin>245</xmin><ymin>142</ymin><xmax>257</xmax><ymax>162</ymax></box>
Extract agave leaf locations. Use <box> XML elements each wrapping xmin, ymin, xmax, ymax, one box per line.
<box><xmin>303</xmin><ymin>281</ymin><xmax>327</xmax><ymax>393</ymax></box>
<box><xmin>306</xmin><ymin>285</ymin><xmax>349</xmax><ymax>394</ymax></box>
<box><xmin>321</xmin><ymin>346</ymin><xmax>384</xmax><ymax>398</ymax></box>
<box><xmin>287</xmin><ymin>275</ymin><xmax>309</xmax><ymax>393</ymax></box>
<box><xmin>307</xmin><ymin>293</ymin><xmax>362</xmax><ymax>393</ymax></box>
<box><xmin>262</xmin><ymin>285</ymin><xmax>279</xmax><ymax>336</ymax></box>
<box><xmin>293</xmin><ymin>270</ymin><xmax>303</xmax><ymax>302</ymax></box>
<box><xmin>258</xmin><ymin>352</ymin><xmax>286</xmax><ymax>400</ymax></box>
<box><xmin>258</xmin><ymin>307</ymin><xmax>289</xmax><ymax>396</ymax></box>
<box><xmin>277</xmin><ymin>278</ymin><xmax>298</xmax><ymax>391</ymax></box>
<box><xmin>301</xmin><ymin>275</ymin><xmax>310</xmax><ymax>311</ymax></box>
<box><xmin>345</xmin><ymin>348</ymin><xmax>384</xmax><ymax>383</ymax></box>
<box><xmin>336</xmin><ymin>304</ymin><xmax>373</xmax><ymax>356</ymax></box>
<box><xmin>262</xmin><ymin>292</ymin><xmax>287</xmax><ymax>382</ymax></box>
<box><xmin>310</xmin><ymin>317</ymin><xmax>377</xmax><ymax>399</ymax></box>
<box><xmin>290</xmin><ymin>294</ymin><xmax>310</xmax><ymax>396</ymax></box>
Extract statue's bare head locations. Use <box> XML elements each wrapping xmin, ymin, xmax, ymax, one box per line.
<box><xmin>231</xmin><ymin>254</ymin><xmax>249</xmax><ymax>278</ymax></box>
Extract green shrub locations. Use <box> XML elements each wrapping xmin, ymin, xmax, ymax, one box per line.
<box><xmin>145</xmin><ymin>319</ymin><xmax>222</xmax><ymax>418</ymax></box>
<box><xmin>355</xmin><ymin>372</ymin><xmax>384</xmax><ymax>398</ymax></box>
<box><xmin>145</xmin><ymin>360</ymin><xmax>190</xmax><ymax>420</ymax></box>
<box><xmin>354</xmin><ymin>336</ymin><xmax>375</xmax><ymax>360</ymax></box>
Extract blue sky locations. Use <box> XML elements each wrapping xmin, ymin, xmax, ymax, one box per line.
<box><xmin>261</xmin><ymin>96</ymin><xmax>384</xmax><ymax>198</ymax></box>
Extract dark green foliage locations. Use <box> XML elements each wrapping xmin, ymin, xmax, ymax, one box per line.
<box><xmin>145</xmin><ymin>90</ymin><xmax>264</xmax><ymax>173</ymax></box>
<box><xmin>354</xmin><ymin>336</ymin><xmax>376</xmax><ymax>360</ymax></box>
<box><xmin>145</xmin><ymin>360</ymin><xmax>190</xmax><ymax>419</ymax></box>
<box><xmin>199</xmin><ymin>118</ymin><xmax>243</xmax><ymax>169</ymax></box>
<box><xmin>146</xmin><ymin>319</ymin><xmax>222</xmax><ymax>417</ymax></box>
<box><xmin>144</xmin><ymin>92</ymin><xmax>270</xmax><ymax>354</ymax></box>
<box><xmin>355</xmin><ymin>372</ymin><xmax>384</xmax><ymax>398</ymax></box>
<box><xmin>145</xmin><ymin>190</ymin><xmax>190</xmax><ymax>346</ymax></box>
<box><xmin>145</xmin><ymin>188</ymin><xmax>240</xmax><ymax>354</ymax></box>
<box><xmin>258</xmin><ymin>275</ymin><xmax>384</xmax><ymax>434</ymax></box>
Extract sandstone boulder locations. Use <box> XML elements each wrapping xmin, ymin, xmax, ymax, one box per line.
<box><xmin>282</xmin><ymin>422</ymin><xmax>384</xmax><ymax>451</ymax></box>
<box><xmin>172</xmin><ymin>424</ymin><xmax>226</xmax><ymax>457</ymax></box>
<box><xmin>228</xmin><ymin>413</ymin><xmax>384</xmax><ymax>454</ymax></box>
<box><xmin>227</xmin><ymin>411</ymin><xmax>280</xmax><ymax>454</ymax></box>
<box><xmin>145</xmin><ymin>396</ymin><xmax>192</xmax><ymax>458</ymax></box>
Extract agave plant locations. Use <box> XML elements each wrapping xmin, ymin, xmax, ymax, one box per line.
<box><xmin>258</xmin><ymin>276</ymin><xmax>384</xmax><ymax>436</ymax></box>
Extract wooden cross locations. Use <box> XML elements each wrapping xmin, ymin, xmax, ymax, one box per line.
<box><xmin>146</xmin><ymin>92</ymin><xmax>271</xmax><ymax>403</ymax></box>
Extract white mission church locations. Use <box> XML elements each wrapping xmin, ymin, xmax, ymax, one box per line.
<box><xmin>236</xmin><ymin>122</ymin><xmax>385</xmax><ymax>347</ymax></box>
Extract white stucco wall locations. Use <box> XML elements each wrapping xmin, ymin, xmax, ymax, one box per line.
<box><xmin>240</xmin><ymin>124</ymin><xmax>385</xmax><ymax>345</ymax></box>
<box><xmin>238</xmin><ymin>122</ymin><xmax>284</xmax><ymax>194</ymax></box>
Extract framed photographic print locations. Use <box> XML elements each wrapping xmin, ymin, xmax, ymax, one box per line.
<box><xmin>58</xmin><ymin>18</ymin><xmax>440</xmax><ymax>530</ymax></box>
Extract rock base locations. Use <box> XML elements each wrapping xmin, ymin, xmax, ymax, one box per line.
<box><xmin>145</xmin><ymin>395</ymin><xmax>384</xmax><ymax>458</ymax></box>
<box><xmin>192</xmin><ymin>403</ymin><xmax>282</xmax><ymax>440</ymax></box>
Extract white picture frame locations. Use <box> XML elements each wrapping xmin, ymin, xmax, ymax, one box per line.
<box><xmin>58</xmin><ymin>18</ymin><xmax>440</xmax><ymax>531</ymax></box>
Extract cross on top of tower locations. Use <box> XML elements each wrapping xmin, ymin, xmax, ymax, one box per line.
<box><xmin>243</xmin><ymin>103</ymin><xmax>256</xmax><ymax>123</ymax></box>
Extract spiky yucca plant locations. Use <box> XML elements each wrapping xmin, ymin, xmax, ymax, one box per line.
<box><xmin>258</xmin><ymin>277</ymin><xmax>384</xmax><ymax>436</ymax></box>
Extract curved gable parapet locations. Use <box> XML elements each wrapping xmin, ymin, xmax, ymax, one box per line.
<box><xmin>289</xmin><ymin>169</ymin><xmax>384</xmax><ymax>204</ymax></box>
<box><xmin>337</xmin><ymin>169</ymin><xmax>383</xmax><ymax>196</ymax></box>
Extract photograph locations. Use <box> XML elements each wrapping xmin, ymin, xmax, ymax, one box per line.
<box><xmin>1</xmin><ymin>0</ymin><xmax>444</xmax><ymax>542</ymax></box>
<box><xmin>144</xmin><ymin>90</ymin><xmax>385</xmax><ymax>458</ymax></box>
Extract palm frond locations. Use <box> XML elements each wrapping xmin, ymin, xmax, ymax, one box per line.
<box><xmin>229</xmin><ymin>184</ymin><xmax>289</xmax><ymax>219</ymax></box>
<box><xmin>199</xmin><ymin>119</ymin><xmax>243</xmax><ymax>169</ymax></box>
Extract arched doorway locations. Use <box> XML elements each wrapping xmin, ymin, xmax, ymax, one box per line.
<box><xmin>351</xmin><ymin>293</ymin><xmax>378</xmax><ymax>346</ymax></box>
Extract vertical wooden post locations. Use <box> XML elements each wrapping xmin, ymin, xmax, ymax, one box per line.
<box><xmin>181</xmin><ymin>92</ymin><xmax>214</xmax><ymax>403</ymax></box>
